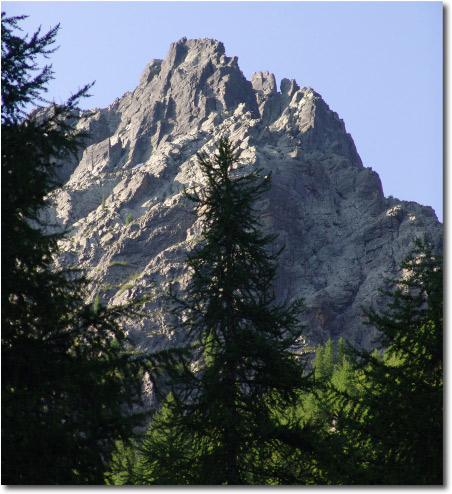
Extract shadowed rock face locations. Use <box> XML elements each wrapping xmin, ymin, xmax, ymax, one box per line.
<box><xmin>47</xmin><ymin>37</ymin><xmax>442</xmax><ymax>352</ymax></box>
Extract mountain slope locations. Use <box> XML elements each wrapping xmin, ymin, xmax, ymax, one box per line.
<box><xmin>47</xmin><ymin>37</ymin><xmax>442</xmax><ymax>352</ymax></box>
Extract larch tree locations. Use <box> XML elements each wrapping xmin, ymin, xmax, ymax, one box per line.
<box><xmin>327</xmin><ymin>237</ymin><xmax>443</xmax><ymax>485</ymax></box>
<box><xmin>128</xmin><ymin>138</ymin><xmax>313</xmax><ymax>485</ymax></box>
<box><xmin>1</xmin><ymin>13</ymin><xmax>169</xmax><ymax>484</ymax></box>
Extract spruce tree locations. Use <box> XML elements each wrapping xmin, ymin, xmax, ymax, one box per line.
<box><xmin>133</xmin><ymin>138</ymin><xmax>311</xmax><ymax>485</ymax></box>
<box><xmin>1</xmin><ymin>13</ymin><xmax>167</xmax><ymax>484</ymax></box>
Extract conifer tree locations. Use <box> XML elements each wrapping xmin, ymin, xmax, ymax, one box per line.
<box><xmin>133</xmin><ymin>138</ymin><xmax>311</xmax><ymax>485</ymax></box>
<box><xmin>1</xmin><ymin>13</ymin><xmax>168</xmax><ymax>484</ymax></box>
<box><xmin>328</xmin><ymin>237</ymin><xmax>443</xmax><ymax>484</ymax></box>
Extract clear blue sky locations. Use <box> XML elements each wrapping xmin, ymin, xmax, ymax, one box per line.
<box><xmin>3</xmin><ymin>1</ymin><xmax>443</xmax><ymax>222</ymax></box>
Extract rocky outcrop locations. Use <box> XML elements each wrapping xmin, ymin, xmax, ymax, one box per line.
<box><xmin>48</xmin><ymin>37</ymin><xmax>442</xmax><ymax>353</ymax></box>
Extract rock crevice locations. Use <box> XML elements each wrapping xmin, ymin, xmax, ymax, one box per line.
<box><xmin>48</xmin><ymin>38</ymin><xmax>442</xmax><ymax>351</ymax></box>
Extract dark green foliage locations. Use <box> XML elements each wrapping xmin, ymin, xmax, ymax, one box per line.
<box><xmin>107</xmin><ymin>394</ymin><xmax>201</xmax><ymax>485</ymax></box>
<box><xmin>123</xmin><ymin>138</ymin><xmax>312</xmax><ymax>485</ymax></box>
<box><xmin>1</xmin><ymin>13</ymin><xmax>165</xmax><ymax>484</ymax></box>
<box><xmin>349</xmin><ymin>237</ymin><xmax>443</xmax><ymax>484</ymax></box>
<box><xmin>302</xmin><ymin>339</ymin><xmax>358</xmax><ymax>434</ymax></box>
<box><xmin>312</xmin><ymin>238</ymin><xmax>443</xmax><ymax>485</ymax></box>
<box><xmin>105</xmin><ymin>439</ymin><xmax>147</xmax><ymax>485</ymax></box>
<box><xmin>2</xmin><ymin>12</ymin><xmax>58</xmax><ymax>123</ymax></box>
<box><xmin>4</xmin><ymin>12</ymin><xmax>441</xmax><ymax>485</ymax></box>
<box><xmin>262</xmin><ymin>338</ymin><xmax>358</xmax><ymax>484</ymax></box>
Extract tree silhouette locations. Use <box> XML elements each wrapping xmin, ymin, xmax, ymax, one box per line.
<box><xmin>127</xmin><ymin>138</ymin><xmax>312</xmax><ymax>485</ymax></box>
<box><xmin>327</xmin><ymin>237</ymin><xmax>443</xmax><ymax>484</ymax></box>
<box><xmin>1</xmin><ymin>13</ymin><xmax>162</xmax><ymax>484</ymax></box>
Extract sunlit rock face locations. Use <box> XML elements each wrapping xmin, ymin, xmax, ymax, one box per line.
<box><xmin>47</xmin><ymin>37</ymin><xmax>442</xmax><ymax>352</ymax></box>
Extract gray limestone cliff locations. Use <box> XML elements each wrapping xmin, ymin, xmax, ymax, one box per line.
<box><xmin>46</xmin><ymin>37</ymin><xmax>442</xmax><ymax>354</ymax></box>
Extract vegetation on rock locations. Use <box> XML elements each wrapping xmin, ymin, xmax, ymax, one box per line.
<box><xmin>287</xmin><ymin>238</ymin><xmax>443</xmax><ymax>485</ymax></box>
<box><xmin>330</xmin><ymin>237</ymin><xmax>443</xmax><ymax>485</ymax></box>
<box><xmin>125</xmin><ymin>213</ymin><xmax>133</xmax><ymax>226</ymax></box>
<box><xmin>2</xmin><ymin>12</ymin><xmax>443</xmax><ymax>486</ymax></box>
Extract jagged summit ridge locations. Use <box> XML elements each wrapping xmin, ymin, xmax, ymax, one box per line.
<box><xmin>48</xmin><ymin>38</ymin><xmax>442</xmax><ymax>354</ymax></box>
<box><xmin>58</xmin><ymin>36</ymin><xmax>361</xmax><ymax>186</ymax></box>
<box><xmin>133</xmin><ymin>36</ymin><xmax>259</xmax><ymax>135</ymax></box>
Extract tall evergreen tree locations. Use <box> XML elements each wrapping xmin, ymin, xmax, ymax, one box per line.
<box><xmin>328</xmin><ymin>237</ymin><xmax>443</xmax><ymax>484</ymax></box>
<box><xmin>1</xmin><ymin>13</ymin><xmax>167</xmax><ymax>484</ymax></box>
<box><xmin>130</xmin><ymin>138</ymin><xmax>312</xmax><ymax>485</ymax></box>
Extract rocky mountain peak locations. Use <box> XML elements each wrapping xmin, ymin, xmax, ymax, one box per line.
<box><xmin>135</xmin><ymin>36</ymin><xmax>258</xmax><ymax>129</ymax></box>
<box><xmin>251</xmin><ymin>70</ymin><xmax>278</xmax><ymax>96</ymax></box>
<box><xmin>165</xmin><ymin>37</ymin><xmax>226</xmax><ymax>69</ymax></box>
<box><xmin>47</xmin><ymin>38</ymin><xmax>441</xmax><ymax>355</ymax></box>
